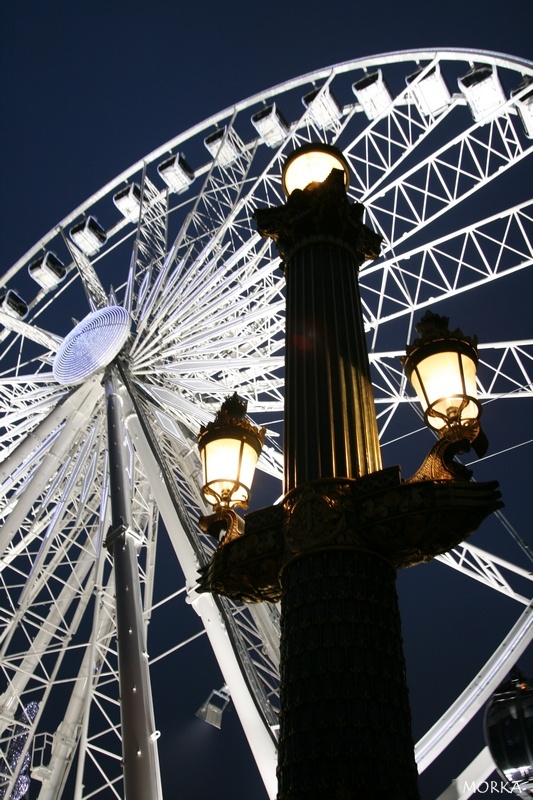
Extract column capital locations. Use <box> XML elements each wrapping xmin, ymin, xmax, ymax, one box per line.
<box><xmin>253</xmin><ymin>169</ymin><xmax>383</xmax><ymax>268</ymax></box>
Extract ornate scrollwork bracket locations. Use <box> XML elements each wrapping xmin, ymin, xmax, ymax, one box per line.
<box><xmin>406</xmin><ymin>421</ymin><xmax>486</xmax><ymax>483</ymax></box>
<box><xmin>196</xmin><ymin>456</ymin><xmax>502</xmax><ymax>603</ymax></box>
<box><xmin>199</xmin><ymin>507</ymin><xmax>244</xmax><ymax>544</ymax></box>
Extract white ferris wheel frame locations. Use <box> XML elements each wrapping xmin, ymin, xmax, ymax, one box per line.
<box><xmin>0</xmin><ymin>47</ymin><xmax>532</xmax><ymax>799</ymax></box>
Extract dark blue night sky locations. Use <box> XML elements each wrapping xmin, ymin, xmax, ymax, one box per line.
<box><xmin>1</xmin><ymin>1</ymin><xmax>532</xmax><ymax>798</ymax></box>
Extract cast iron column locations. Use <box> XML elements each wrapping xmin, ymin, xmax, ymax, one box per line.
<box><xmin>255</xmin><ymin>170</ymin><xmax>420</xmax><ymax>799</ymax></box>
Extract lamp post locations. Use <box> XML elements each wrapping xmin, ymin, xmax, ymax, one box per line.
<box><xmin>197</xmin><ymin>143</ymin><xmax>502</xmax><ymax>799</ymax></box>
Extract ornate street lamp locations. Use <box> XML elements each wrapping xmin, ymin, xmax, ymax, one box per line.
<box><xmin>197</xmin><ymin>143</ymin><xmax>502</xmax><ymax>800</ymax></box>
<box><xmin>198</xmin><ymin>394</ymin><xmax>265</xmax><ymax>543</ymax></box>
<box><xmin>198</xmin><ymin>393</ymin><xmax>265</xmax><ymax>511</ymax></box>
<box><xmin>403</xmin><ymin>310</ymin><xmax>481</xmax><ymax>435</ymax></box>
<box><xmin>402</xmin><ymin>311</ymin><xmax>489</xmax><ymax>484</ymax></box>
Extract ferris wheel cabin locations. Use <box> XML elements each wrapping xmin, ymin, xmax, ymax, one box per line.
<box><xmin>485</xmin><ymin>673</ymin><xmax>533</xmax><ymax>791</ymax></box>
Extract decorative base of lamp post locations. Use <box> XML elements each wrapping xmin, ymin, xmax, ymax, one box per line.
<box><xmin>197</xmin><ymin>458</ymin><xmax>502</xmax><ymax>603</ymax></box>
<box><xmin>278</xmin><ymin>548</ymin><xmax>418</xmax><ymax>799</ymax></box>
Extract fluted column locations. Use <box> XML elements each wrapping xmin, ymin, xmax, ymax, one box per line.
<box><xmin>284</xmin><ymin>239</ymin><xmax>381</xmax><ymax>489</ymax></box>
<box><xmin>255</xmin><ymin>169</ymin><xmax>420</xmax><ymax>800</ymax></box>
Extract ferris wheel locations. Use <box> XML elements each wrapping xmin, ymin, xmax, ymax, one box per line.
<box><xmin>0</xmin><ymin>47</ymin><xmax>532</xmax><ymax>799</ymax></box>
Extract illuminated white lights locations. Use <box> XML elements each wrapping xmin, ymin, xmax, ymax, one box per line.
<box><xmin>157</xmin><ymin>152</ymin><xmax>195</xmax><ymax>193</ymax></box>
<box><xmin>53</xmin><ymin>306</ymin><xmax>131</xmax><ymax>385</ymax></box>
<box><xmin>406</xmin><ymin>64</ymin><xmax>451</xmax><ymax>116</ymax></box>
<box><xmin>69</xmin><ymin>216</ymin><xmax>107</xmax><ymax>256</ymax></box>
<box><xmin>302</xmin><ymin>86</ymin><xmax>342</xmax><ymax>130</ymax></box>
<box><xmin>458</xmin><ymin>65</ymin><xmax>507</xmax><ymax>122</ymax></box>
<box><xmin>113</xmin><ymin>183</ymin><xmax>144</xmax><ymax>221</ymax></box>
<box><xmin>251</xmin><ymin>104</ymin><xmax>289</xmax><ymax>147</ymax></box>
<box><xmin>28</xmin><ymin>252</ymin><xmax>66</xmax><ymax>290</ymax></box>
<box><xmin>352</xmin><ymin>70</ymin><xmax>393</xmax><ymax>120</ymax></box>
<box><xmin>204</xmin><ymin>127</ymin><xmax>243</xmax><ymax>165</ymax></box>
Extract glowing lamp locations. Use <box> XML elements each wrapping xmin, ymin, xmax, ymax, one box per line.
<box><xmin>282</xmin><ymin>143</ymin><xmax>350</xmax><ymax>196</ymax></box>
<box><xmin>198</xmin><ymin>394</ymin><xmax>265</xmax><ymax>510</ymax></box>
<box><xmin>403</xmin><ymin>311</ymin><xmax>481</xmax><ymax>432</ymax></box>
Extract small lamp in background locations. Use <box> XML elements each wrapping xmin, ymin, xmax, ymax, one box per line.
<box><xmin>403</xmin><ymin>311</ymin><xmax>486</xmax><ymax>455</ymax></box>
<box><xmin>198</xmin><ymin>394</ymin><xmax>265</xmax><ymax>512</ymax></box>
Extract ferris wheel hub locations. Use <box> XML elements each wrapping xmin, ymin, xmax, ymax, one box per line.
<box><xmin>53</xmin><ymin>306</ymin><xmax>131</xmax><ymax>385</ymax></box>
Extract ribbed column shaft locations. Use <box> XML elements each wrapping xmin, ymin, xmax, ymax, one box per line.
<box><xmin>284</xmin><ymin>241</ymin><xmax>382</xmax><ymax>492</ymax></box>
<box><xmin>277</xmin><ymin>550</ymin><xmax>420</xmax><ymax>800</ymax></box>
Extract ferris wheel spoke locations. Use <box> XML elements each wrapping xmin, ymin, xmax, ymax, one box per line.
<box><xmin>0</xmin><ymin>312</ymin><xmax>63</xmax><ymax>353</ymax></box>
<box><xmin>169</xmin><ymin>127</ymin><xmax>256</xmax><ymax>266</ymax></box>
<box><xmin>0</xmin><ymin>545</ymin><xmax>100</xmax><ymax>764</ymax></box>
<box><xmin>0</xmin><ymin>383</ymin><xmax>103</xmax><ymax>555</ymax></box>
<box><xmin>343</xmin><ymin>59</ymin><xmax>461</xmax><ymax>195</ymax></box>
<box><xmin>38</xmin><ymin>577</ymin><xmax>117</xmax><ymax>800</ymax></box>
<box><xmin>133</xmin><ymin>174</ymin><xmax>170</xmax><ymax>275</ymax></box>
<box><xmin>0</xmin><ymin>443</ymin><xmax>107</xmax><ymax>659</ymax></box>
<box><xmin>436</xmin><ymin>541</ymin><xmax>533</xmax><ymax>604</ymax></box>
<box><xmin>0</xmin><ymin>379</ymin><xmax>101</xmax><ymax>487</ymax></box>
<box><xmin>477</xmin><ymin>340</ymin><xmax>533</xmax><ymax>398</ymax></box>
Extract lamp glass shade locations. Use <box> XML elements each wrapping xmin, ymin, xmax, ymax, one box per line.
<box><xmin>282</xmin><ymin>144</ymin><xmax>350</xmax><ymax>195</ymax></box>
<box><xmin>409</xmin><ymin>350</ymin><xmax>479</xmax><ymax>430</ymax></box>
<box><xmin>200</xmin><ymin>432</ymin><xmax>261</xmax><ymax>509</ymax></box>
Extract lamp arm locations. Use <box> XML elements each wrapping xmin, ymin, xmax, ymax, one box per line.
<box><xmin>199</xmin><ymin>507</ymin><xmax>245</xmax><ymax>544</ymax></box>
<box><xmin>405</xmin><ymin>421</ymin><xmax>487</xmax><ymax>484</ymax></box>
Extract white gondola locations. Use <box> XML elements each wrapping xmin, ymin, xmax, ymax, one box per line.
<box><xmin>251</xmin><ymin>104</ymin><xmax>289</xmax><ymax>147</ymax></box>
<box><xmin>157</xmin><ymin>153</ymin><xmax>195</xmax><ymax>193</ymax></box>
<box><xmin>113</xmin><ymin>183</ymin><xmax>145</xmax><ymax>221</ymax></box>
<box><xmin>352</xmin><ymin>70</ymin><xmax>393</xmax><ymax>120</ymax></box>
<box><xmin>302</xmin><ymin>86</ymin><xmax>342</xmax><ymax>130</ymax></box>
<box><xmin>512</xmin><ymin>78</ymin><xmax>533</xmax><ymax>138</ymax></box>
<box><xmin>28</xmin><ymin>251</ymin><xmax>66</xmax><ymax>290</ymax></box>
<box><xmin>0</xmin><ymin>289</ymin><xmax>28</xmax><ymax>319</ymax></box>
<box><xmin>458</xmin><ymin>64</ymin><xmax>507</xmax><ymax>122</ymax></box>
<box><xmin>70</xmin><ymin>216</ymin><xmax>107</xmax><ymax>256</ymax></box>
<box><xmin>204</xmin><ymin>127</ymin><xmax>242</xmax><ymax>165</ymax></box>
<box><xmin>406</xmin><ymin>64</ymin><xmax>451</xmax><ymax>117</ymax></box>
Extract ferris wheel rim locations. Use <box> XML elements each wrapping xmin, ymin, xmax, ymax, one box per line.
<box><xmin>3</xmin><ymin>47</ymin><xmax>532</xmax><ymax>288</ymax></box>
